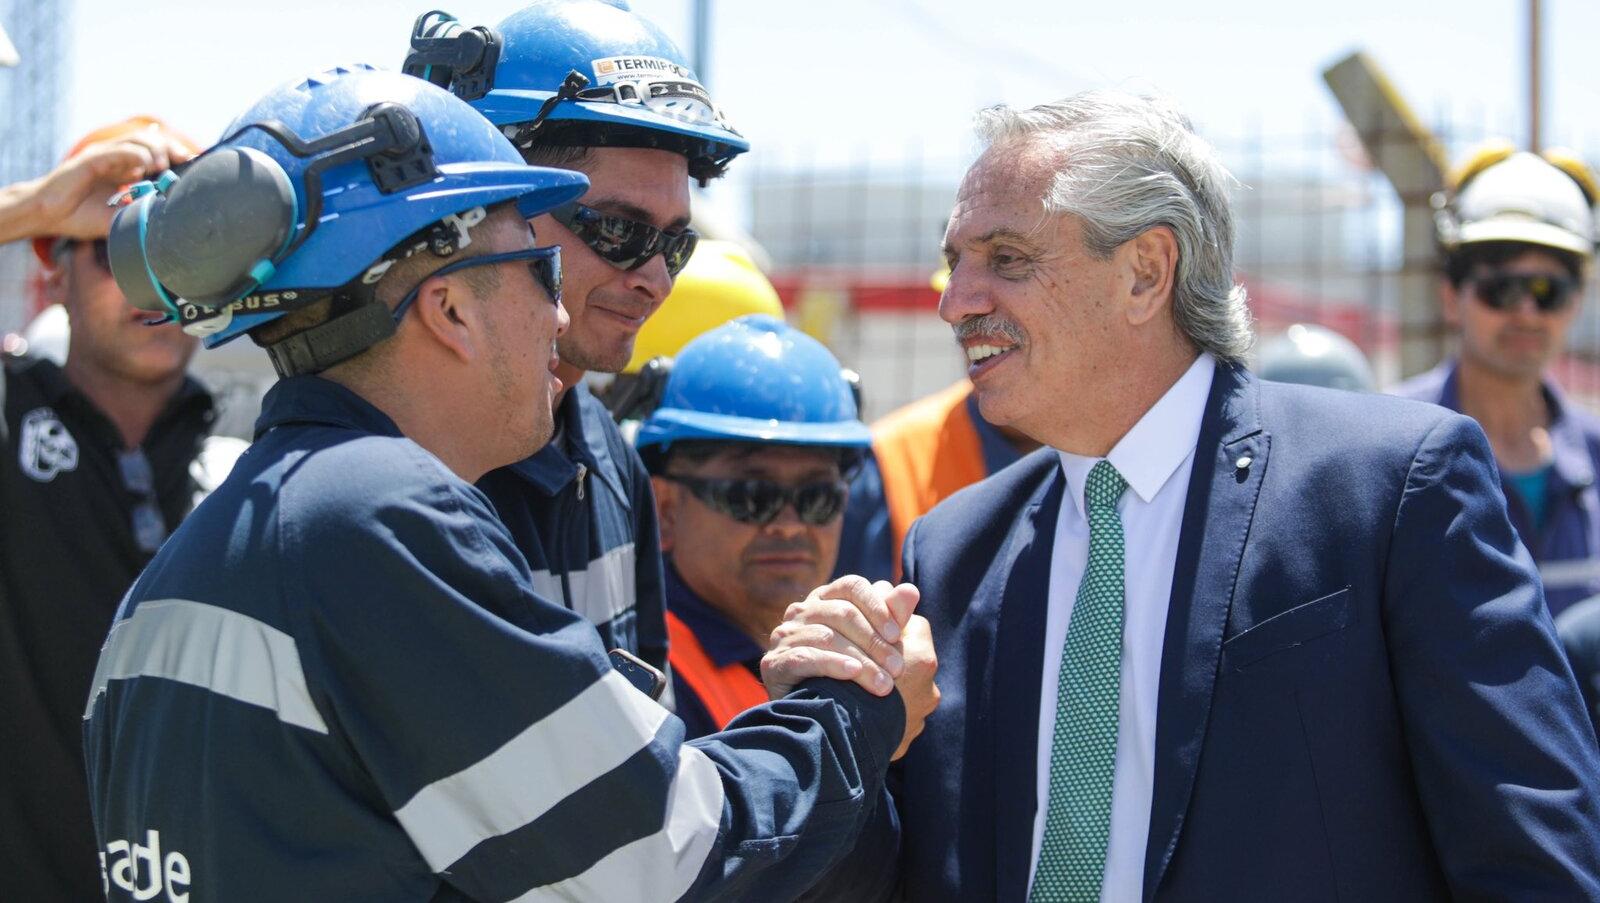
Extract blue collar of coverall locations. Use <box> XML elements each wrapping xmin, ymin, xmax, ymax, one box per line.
<box><xmin>665</xmin><ymin>560</ymin><xmax>765</xmax><ymax>669</ymax></box>
<box><xmin>964</xmin><ymin>389</ymin><xmax>1026</xmax><ymax>475</ymax></box>
<box><xmin>1434</xmin><ymin>360</ymin><xmax>1596</xmax><ymax>494</ymax></box>
<box><xmin>253</xmin><ymin>375</ymin><xmax>402</xmax><ymax>440</ymax></box>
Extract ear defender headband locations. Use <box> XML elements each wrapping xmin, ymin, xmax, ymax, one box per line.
<box><xmin>106</xmin><ymin>102</ymin><xmax>439</xmax><ymax>324</ymax></box>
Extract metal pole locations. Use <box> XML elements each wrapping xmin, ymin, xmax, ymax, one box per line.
<box><xmin>1529</xmin><ymin>0</ymin><xmax>1542</xmax><ymax>152</ymax></box>
<box><xmin>692</xmin><ymin>0</ymin><xmax>711</xmax><ymax>89</ymax></box>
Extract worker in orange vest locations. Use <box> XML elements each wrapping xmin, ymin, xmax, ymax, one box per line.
<box><xmin>834</xmin><ymin>266</ymin><xmax>1041</xmax><ymax>583</ymax></box>
<box><xmin>636</xmin><ymin>315</ymin><xmax>872</xmax><ymax>736</ymax></box>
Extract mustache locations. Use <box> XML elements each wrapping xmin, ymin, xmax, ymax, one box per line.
<box><xmin>744</xmin><ymin>536</ymin><xmax>820</xmax><ymax>559</ymax></box>
<box><xmin>953</xmin><ymin>314</ymin><xmax>1026</xmax><ymax>344</ymax></box>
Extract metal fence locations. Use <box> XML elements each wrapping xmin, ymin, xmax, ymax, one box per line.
<box><xmin>745</xmin><ymin>112</ymin><xmax>1600</xmax><ymax>422</ymax></box>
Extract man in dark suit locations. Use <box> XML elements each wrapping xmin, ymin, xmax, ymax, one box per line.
<box><xmin>858</xmin><ymin>91</ymin><xmax>1600</xmax><ymax>901</ymax></box>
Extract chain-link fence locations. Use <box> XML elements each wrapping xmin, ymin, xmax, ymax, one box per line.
<box><xmin>746</xmin><ymin>112</ymin><xmax>1600</xmax><ymax>422</ymax></box>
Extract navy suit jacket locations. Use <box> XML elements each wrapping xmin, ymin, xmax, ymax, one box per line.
<box><xmin>890</xmin><ymin>363</ymin><xmax>1600</xmax><ymax>901</ymax></box>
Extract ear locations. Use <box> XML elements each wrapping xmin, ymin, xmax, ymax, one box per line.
<box><xmin>405</xmin><ymin>273</ymin><xmax>480</xmax><ymax>363</ymax></box>
<box><xmin>42</xmin><ymin>257</ymin><xmax>68</xmax><ymax>308</ymax></box>
<box><xmin>1438</xmin><ymin>278</ymin><xmax>1462</xmax><ymax>328</ymax></box>
<box><xmin>1124</xmin><ymin>225</ymin><xmax>1179</xmax><ymax>326</ymax></box>
<box><xmin>651</xmin><ymin>475</ymin><xmax>679</xmax><ymax>552</ymax></box>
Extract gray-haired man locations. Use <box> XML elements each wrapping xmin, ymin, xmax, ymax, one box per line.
<box><xmin>797</xmin><ymin>90</ymin><xmax>1600</xmax><ymax>901</ymax></box>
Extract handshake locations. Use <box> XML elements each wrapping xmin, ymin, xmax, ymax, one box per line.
<box><xmin>759</xmin><ymin>576</ymin><xmax>940</xmax><ymax>760</ymax></box>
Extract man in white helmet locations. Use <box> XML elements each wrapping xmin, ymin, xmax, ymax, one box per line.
<box><xmin>1395</xmin><ymin>149</ymin><xmax>1600</xmax><ymax>618</ymax></box>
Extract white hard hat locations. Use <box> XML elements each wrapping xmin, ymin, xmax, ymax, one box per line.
<box><xmin>1438</xmin><ymin>151</ymin><xmax>1596</xmax><ymax>259</ymax></box>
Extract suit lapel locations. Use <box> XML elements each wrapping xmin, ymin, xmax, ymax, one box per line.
<box><xmin>992</xmin><ymin>471</ymin><xmax>1066</xmax><ymax>902</ymax></box>
<box><xmin>1142</xmin><ymin>364</ymin><xmax>1269</xmax><ymax>901</ymax></box>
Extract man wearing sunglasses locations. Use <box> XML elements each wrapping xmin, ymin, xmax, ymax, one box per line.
<box><xmin>1396</xmin><ymin>148</ymin><xmax>1600</xmax><ymax>617</ymax></box>
<box><xmin>634</xmin><ymin>316</ymin><xmax>890</xmax><ymax>739</ymax></box>
<box><xmin>0</xmin><ymin>116</ymin><xmax>214</xmax><ymax>902</ymax></box>
<box><xmin>406</xmin><ymin>0</ymin><xmax>741</xmax><ymax>685</ymax></box>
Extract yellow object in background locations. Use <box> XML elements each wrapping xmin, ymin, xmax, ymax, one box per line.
<box><xmin>624</xmin><ymin>240</ymin><xmax>785</xmax><ymax>374</ymax></box>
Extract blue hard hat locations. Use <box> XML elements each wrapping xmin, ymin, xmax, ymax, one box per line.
<box><xmin>406</xmin><ymin>1</ymin><xmax>747</xmax><ymax>180</ymax></box>
<box><xmin>636</xmin><ymin>315</ymin><xmax>871</xmax><ymax>452</ymax></box>
<box><xmin>134</xmin><ymin>65</ymin><xmax>588</xmax><ymax>348</ymax></box>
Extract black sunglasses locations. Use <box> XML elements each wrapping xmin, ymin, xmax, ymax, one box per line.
<box><xmin>1469</xmin><ymin>272</ymin><xmax>1579</xmax><ymax>313</ymax></box>
<box><xmin>549</xmin><ymin>201</ymin><xmax>698</xmax><ymax>277</ymax></box>
<box><xmin>665</xmin><ymin>475</ymin><xmax>849</xmax><ymax>526</ymax></box>
<box><xmin>117</xmin><ymin>449</ymin><xmax>168</xmax><ymax>555</ymax></box>
<box><xmin>392</xmin><ymin>246</ymin><xmax>562</xmax><ymax>322</ymax></box>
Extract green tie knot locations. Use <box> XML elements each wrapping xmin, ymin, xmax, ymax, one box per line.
<box><xmin>1084</xmin><ymin>460</ymin><xmax>1128</xmax><ymax>510</ymax></box>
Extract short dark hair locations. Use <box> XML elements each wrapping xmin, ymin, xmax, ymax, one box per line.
<box><xmin>1443</xmin><ymin>240</ymin><xmax>1584</xmax><ymax>287</ymax></box>
<box><xmin>518</xmin><ymin>121</ymin><xmax>730</xmax><ymax>183</ymax></box>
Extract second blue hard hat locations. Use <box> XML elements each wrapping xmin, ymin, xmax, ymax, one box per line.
<box><xmin>636</xmin><ymin>315</ymin><xmax>871</xmax><ymax>451</ymax></box>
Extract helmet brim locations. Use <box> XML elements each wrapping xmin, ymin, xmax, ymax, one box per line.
<box><xmin>1458</xmin><ymin>217</ymin><xmax>1594</xmax><ymax>258</ymax></box>
<box><xmin>637</xmin><ymin>409</ymin><xmax>872</xmax><ymax>450</ymax></box>
<box><xmin>476</xmin><ymin>92</ymin><xmax>749</xmax><ymax>158</ymax></box>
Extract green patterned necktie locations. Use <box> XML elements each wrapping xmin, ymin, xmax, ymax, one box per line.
<box><xmin>1031</xmin><ymin>459</ymin><xmax>1129</xmax><ymax>903</ymax></box>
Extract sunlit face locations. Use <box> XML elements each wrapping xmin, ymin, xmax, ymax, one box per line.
<box><xmin>474</xmin><ymin>216</ymin><xmax>570</xmax><ymax>456</ymax></box>
<box><xmin>657</xmin><ymin>445</ymin><xmax>846</xmax><ymax>637</ymax></box>
<box><xmin>939</xmin><ymin>141</ymin><xmax>1126</xmax><ymax>440</ymax></box>
<box><xmin>52</xmin><ymin>240</ymin><xmax>196</xmax><ymax>384</ymax></box>
<box><xmin>529</xmin><ymin>147</ymin><xmax>691</xmax><ymax>376</ymax></box>
<box><xmin>1442</xmin><ymin>247</ymin><xmax>1583</xmax><ymax>381</ymax></box>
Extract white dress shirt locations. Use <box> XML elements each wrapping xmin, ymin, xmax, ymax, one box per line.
<box><xmin>1028</xmin><ymin>353</ymin><xmax>1215</xmax><ymax>902</ymax></box>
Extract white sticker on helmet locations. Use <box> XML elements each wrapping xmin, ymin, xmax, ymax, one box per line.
<box><xmin>591</xmin><ymin>55</ymin><xmax>695</xmax><ymax>86</ymax></box>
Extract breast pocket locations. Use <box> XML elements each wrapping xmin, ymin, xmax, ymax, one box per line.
<box><xmin>1222</xmin><ymin>587</ymin><xmax>1352</xmax><ymax>673</ymax></box>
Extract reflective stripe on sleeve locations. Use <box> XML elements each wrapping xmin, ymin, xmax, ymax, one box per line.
<box><xmin>394</xmin><ymin>668</ymin><xmax>678</xmax><ymax>872</ymax></box>
<box><xmin>513</xmin><ymin>744</ymin><xmax>725</xmax><ymax>903</ymax></box>
<box><xmin>84</xmin><ymin>598</ymin><xmax>329</xmax><ymax>734</ymax></box>
<box><xmin>529</xmin><ymin>542</ymin><xmax>637</xmax><ymax>626</ymax></box>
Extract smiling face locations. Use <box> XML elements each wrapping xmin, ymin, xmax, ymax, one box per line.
<box><xmin>528</xmin><ymin>146</ymin><xmax>691</xmax><ymax>380</ymax></box>
<box><xmin>1442</xmin><ymin>246</ymin><xmax>1583</xmax><ymax>383</ymax></box>
<box><xmin>939</xmin><ymin>140</ymin><xmax>1132</xmax><ymax>445</ymax></box>
<box><xmin>655</xmin><ymin>444</ymin><xmax>846</xmax><ymax>647</ymax></box>
<box><xmin>469</xmin><ymin>211</ymin><xmax>571</xmax><ymax>456</ymax></box>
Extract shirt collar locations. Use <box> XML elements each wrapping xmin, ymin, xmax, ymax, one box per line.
<box><xmin>664</xmin><ymin>561</ymin><xmax>766</xmax><ymax>668</ymax></box>
<box><xmin>503</xmin><ymin>383</ymin><xmax>606</xmax><ymax>495</ymax></box>
<box><xmin>1056</xmin><ymin>353</ymin><xmax>1215</xmax><ymax>519</ymax></box>
<box><xmin>253</xmin><ymin>376</ymin><xmax>403</xmax><ymax>440</ymax></box>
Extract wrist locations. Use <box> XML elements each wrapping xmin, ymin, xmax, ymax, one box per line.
<box><xmin>0</xmin><ymin>176</ymin><xmax>46</xmax><ymax>244</ymax></box>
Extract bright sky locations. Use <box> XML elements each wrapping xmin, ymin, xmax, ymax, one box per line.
<box><xmin>30</xmin><ymin>0</ymin><xmax>1600</xmax><ymax>219</ymax></box>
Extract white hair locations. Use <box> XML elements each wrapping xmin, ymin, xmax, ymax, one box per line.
<box><xmin>975</xmin><ymin>90</ymin><xmax>1253</xmax><ymax>362</ymax></box>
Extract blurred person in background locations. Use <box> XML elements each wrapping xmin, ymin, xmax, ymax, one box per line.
<box><xmin>636</xmin><ymin>316</ymin><xmax>874</xmax><ymax>739</ymax></box>
<box><xmin>0</xmin><ymin>116</ymin><xmax>212</xmax><ymax>901</ymax></box>
<box><xmin>1255</xmin><ymin>322</ymin><xmax>1376</xmax><ymax>391</ymax></box>
<box><xmin>409</xmin><ymin>0</ymin><xmax>751</xmax><ymax>678</ymax></box>
<box><xmin>834</xmin><ymin>265</ymin><xmax>1041</xmax><ymax>584</ymax></box>
<box><xmin>1395</xmin><ymin>146</ymin><xmax>1600</xmax><ymax>617</ymax></box>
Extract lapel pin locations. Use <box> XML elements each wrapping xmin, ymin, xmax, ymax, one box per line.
<box><xmin>1235</xmin><ymin>455</ymin><xmax>1252</xmax><ymax>471</ymax></box>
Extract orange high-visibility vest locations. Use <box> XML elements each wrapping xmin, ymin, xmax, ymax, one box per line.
<box><xmin>873</xmin><ymin>380</ymin><xmax>988</xmax><ymax>576</ymax></box>
<box><xmin>666</xmin><ymin>610</ymin><xmax>768</xmax><ymax>729</ymax></box>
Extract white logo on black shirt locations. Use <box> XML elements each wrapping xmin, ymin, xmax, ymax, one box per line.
<box><xmin>100</xmin><ymin>829</ymin><xmax>191</xmax><ymax>902</ymax></box>
<box><xmin>19</xmin><ymin>406</ymin><xmax>78</xmax><ymax>482</ymax></box>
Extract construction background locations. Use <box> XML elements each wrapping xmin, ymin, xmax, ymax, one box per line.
<box><xmin>5</xmin><ymin>1</ymin><xmax>1598</xmax><ymax>429</ymax></box>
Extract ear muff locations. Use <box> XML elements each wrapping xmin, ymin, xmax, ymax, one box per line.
<box><xmin>106</xmin><ymin>104</ymin><xmax>437</xmax><ymax>321</ymax></box>
<box><xmin>147</xmin><ymin>147</ymin><xmax>298</xmax><ymax>308</ymax></box>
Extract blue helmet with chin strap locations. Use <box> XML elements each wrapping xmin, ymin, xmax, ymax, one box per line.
<box><xmin>104</xmin><ymin>63</ymin><xmax>588</xmax><ymax>371</ymax></box>
<box><xmin>403</xmin><ymin>0</ymin><xmax>748</xmax><ymax>182</ymax></box>
<box><xmin>635</xmin><ymin>315</ymin><xmax>871</xmax><ymax>459</ymax></box>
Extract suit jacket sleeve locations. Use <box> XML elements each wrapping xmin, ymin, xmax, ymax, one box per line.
<box><xmin>1384</xmin><ymin>414</ymin><xmax>1600</xmax><ymax>894</ymax></box>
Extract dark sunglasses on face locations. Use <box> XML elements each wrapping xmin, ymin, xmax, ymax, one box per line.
<box><xmin>1469</xmin><ymin>272</ymin><xmax>1579</xmax><ymax>313</ymax></box>
<box><xmin>549</xmin><ymin>201</ymin><xmax>698</xmax><ymax>277</ymax></box>
<box><xmin>391</xmin><ymin>245</ymin><xmax>562</xmax><ymax>322</ymax></box>
<box><xmin>665</xmin><ymin>474</ymin><xmax>850</xmax><ymax>526</ymax></box>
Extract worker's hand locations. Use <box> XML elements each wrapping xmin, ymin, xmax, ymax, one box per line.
<box><xmin>19</xmin><ymin>129</ymin><xmax>194</xmax><ymax>242</ymax></box>
<box><xmin>891</xmin><ymin>613</ymin><xmax>939</xmax><ymax>761</ymax></box>
<box><xmin>761</xmin><ymin>576</ymin><xmax>918</xmax><ymax>700</ymax></box>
